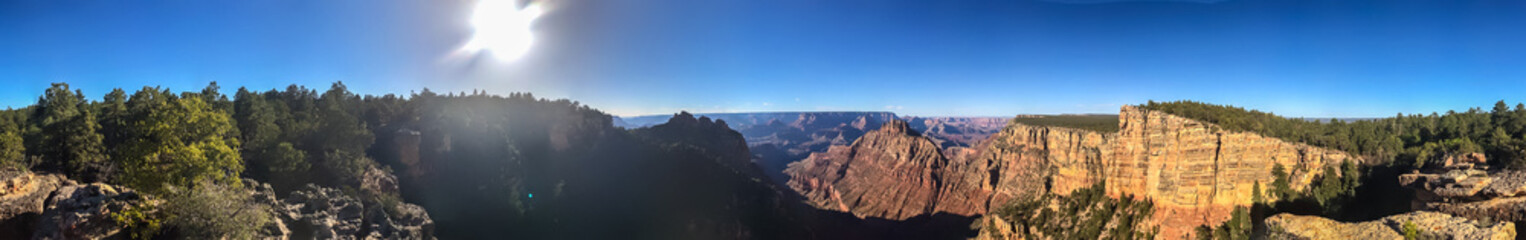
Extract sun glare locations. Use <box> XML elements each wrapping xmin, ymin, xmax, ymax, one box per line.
<box><xmin>462</xmin><ymin>0</ymin><xmax>545</xmax><ymax>61</ymax></box>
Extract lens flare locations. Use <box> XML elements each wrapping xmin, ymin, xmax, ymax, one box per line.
<box><xmin>461</xmin><ymin>0</ymin><xmax>545</xmax><ymax>61</ymax></box>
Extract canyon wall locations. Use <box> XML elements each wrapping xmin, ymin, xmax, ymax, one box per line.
<box><xmin>784</xmin><ymin>105</ymin><xmax>1357</xmax><ymax>238</ymax></box>
<box><xmin>784</xmin><ymin>120</ymin><xmax>947</xmax><ymax>220</ymax></box>
<box><xmin>1106</xmin><ymin>105</ymin><xmax>1353</xmax><ymax>237</ymax></box>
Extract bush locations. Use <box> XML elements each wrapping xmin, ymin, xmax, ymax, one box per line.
<box><xmin>110</xmin><ymin>203</ymin><xmax>163</xmax><ymax>240</ymax></box>
<box><xmin>161</xmin><ymin>182</ymin><xmax>273</xmax><ymax>239</ymax></box>
<box><xmin>1402</xmin><ymin>220</ymin><xmax>1421</xmax><ymax>240</ymax></box>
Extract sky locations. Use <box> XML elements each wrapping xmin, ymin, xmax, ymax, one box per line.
<box><xmin>3</xmin><ymin>0</ymin><xmax>1526</xmax><ymax>118</ymax></box>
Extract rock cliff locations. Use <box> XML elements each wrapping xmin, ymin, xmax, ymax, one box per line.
<box><xmin>1105</xmin><ymin>105</ymin><xmax>1353</xmax><ymax>237</ymax></box>
<box><xmin>785</xmin><ymin>120</ymin><xmax>948</xmax><ymax>220</ymax></box>
<box><xmin>785</xmin><ymin>105</ymin><xmax>1358</xmax><ymax>238</ymax></box>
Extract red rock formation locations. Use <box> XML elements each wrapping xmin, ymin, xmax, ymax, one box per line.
<box><xmin>785</xmin><ymin>120</ymin><xmax>948</xmax><ymax>220</ymax></box>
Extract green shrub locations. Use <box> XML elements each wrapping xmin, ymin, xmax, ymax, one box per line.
<box><xmin>161</xmin><ymin>182</ymin><xmax>273</xmax><ymax>239</ymax></box>
<box><xmin>110</xmin><ymin>203</ymin><xmax>163</xmax><ymax>240</ymax></box>
<box><xmin>1402</xmin><ymin>220</ymin><xmax>1421</xmax><ymax>240</ymax></box>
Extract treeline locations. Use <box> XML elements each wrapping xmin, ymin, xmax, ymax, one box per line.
<box><xmin>1141</xmin><ymin>100</ymin><xmax>1526</xmax><ymax>169</ymax></box>
<box><xmin>0</xmin><ymin>82</ymin><xmax>625</xmax><ymax>238</ymax></box>
<box><xmin>1009</xmin><ymin>115</ymin><xmax>1121</xmax><ymax>132</ymax></box>
<box><xmin>0</xmin><ymin>81</ymin><xmax>811</xmax><ymax>239</ymax></box>
<box><xmin>0</xmin><ymin>83</ymin><xmax>245</xmax><ymax>190</ymax></box>
<box><xmin>0</xmin><ymin>83</ymin><xmax>264</xmax><ymax>237</ymax></box>
<box><xmin>0</xmin><ymin>83</ymin><xmax>402</xmax><ymax>194</ymax></box>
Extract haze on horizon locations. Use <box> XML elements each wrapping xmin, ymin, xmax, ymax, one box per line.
<box><xmin>4</xmin><ymin>0</ymin><xmax>1526</xmax><ymax>118</ymax></box>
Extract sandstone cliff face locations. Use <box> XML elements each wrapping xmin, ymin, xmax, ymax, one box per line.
<box><xmin>784</xmin><ymin>105</ymin><xmax>1358</xmax><ymax>238</ymax></box>
<box><xmin>946</xmin><ymin>106</ymin><xmax>1352</xmax><ymax>233</ymax></box>
<box><xmin>1107</xmin><ymin>105</ymin><xmax>1352</xmax><ymax>237</ymax></box>
<box><xmin>1263</xmin><ymin>211</ymin><xmax>1514</xmax><ymax>240</ymax></box>
<box><xmin>785</xmin><ymin>120</ymin><xmax>948</xmax><ymax>220</ymax></box>
<box><xmin>934</xmin><ymin>123</ymin><xmax>1111</xmax><ymax>217</ymax></box>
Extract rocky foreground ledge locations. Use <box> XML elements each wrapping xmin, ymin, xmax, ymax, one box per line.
<box><xmin>1264</xmin><ymin>211</ymin><xmax>1514</xmax><ymax>240</ymax></box>
<box><xmin>0</xmin><ymin>170</ymin><xmax>434</xmax><ymax>239</ymax></box>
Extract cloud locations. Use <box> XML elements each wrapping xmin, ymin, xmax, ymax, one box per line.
<box><xmin>884</xmin><ymin>105</ymin><xmax>905</xmax><ymax>110</ymax></box>
<box><xmin>762</xmin><ymin>102</ymin><xmax>772</xmax><ymax>106</ymax></box>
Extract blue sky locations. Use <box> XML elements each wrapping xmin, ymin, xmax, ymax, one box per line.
<box><xmin>3</xmin><ymin>0</ymin><xmax>1525</xmax><ymax>117</ymax></box>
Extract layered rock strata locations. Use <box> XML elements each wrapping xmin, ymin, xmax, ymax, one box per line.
<box><xmin>786</xmin><ymin>105</ymin><xmax>1357</xmax><ymax>238</ymax></box>
<box><xmin>785</xmin><ymin>120</ymin><xmax>947</xmax><ymax>220</ymax></box>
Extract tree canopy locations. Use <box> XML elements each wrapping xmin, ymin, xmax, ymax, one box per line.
<box><xmin>1142</xmin><ymin>100</ymin><xmax>1526</xmax><ymax>169</ymax></box>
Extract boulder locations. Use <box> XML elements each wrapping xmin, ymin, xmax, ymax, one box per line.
<box><xmin>32</xmin><ymin>183</ymin><xmax>152</xmax><ymax>240</ymax></box>
<box><xmin>276</xmin><ymin>184</ymin><xmax>433</xmax><ymax>240</ymax></box>
<box><xmin>0</xmin><ymin>171</ymin><xmax>69</xmax><ymax>238</ymax></box>
<box><xmin>1402</xmin><ymin>169</ymin><xmax>1526</xmax><ymax>222</ymax></box>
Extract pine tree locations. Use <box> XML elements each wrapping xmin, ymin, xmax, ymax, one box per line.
<box><xmin>99</xmin><ymin>88</ymin><xmax>129</xmax><ymax>151</ymax></box>
<box><xmin>27</xmin><ymin>83</ymin><xmax>109</xmax><ymax>180</ymax></box>
<box><xmin>117</xmin><ymin>87</ymin><xmax>243</xmax><ymax>193</ymax></box>
<box><xmin>0</xmin><ymin>123</ymin><xmax>23</xmax><ymax>168</ymax></box>
<box><xmin>1270</xmin><ymin>163</ymin><xmax>1292</xmax><ymax>202</ymax></box>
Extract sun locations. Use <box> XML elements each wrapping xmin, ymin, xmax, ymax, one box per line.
<box><xmin>462</xmin><ymin>0</ymin><xmax>545</xmax><ymax>61</ymax></box>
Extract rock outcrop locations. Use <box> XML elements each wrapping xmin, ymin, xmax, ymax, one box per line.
<box><xmin>1401</xmin><ymin>169</ymin><xmax>1526</xmax><ymax>223</ymax></box>
<box><xmin>0</xmin><ymin>171</ymin><xmax>68</xmax><ymax>228</ymax></box>
<box><xmin>0</xmin><ymin>170</ymin><xmax>138</xmax><ymax>240</ymax></box>
<box><xmin>272</xmin><ymin>184</ymin><xmax>434</xmax><ymax>240</ymax></box>
<box><xmin>785</xmin><ymin>120</ymin><xmax>948</xmax><ymax>220</ymax></box>
<box><xmin>785</xmin><ymin>105</ymin><xmax>1358</xmax><ymax>238</ymax></box>
<box><xmin>0</xmin><ymin>170</ymin><xmax>434</xmax><ymax>239</ymax></box>
<box><xmin>1263</xmin><ymin>211</ymin><xmax>1514</xmax><ymax>239</ymax></box>
<box><xmin>969</xmin><ymin>214</ymin><xmax>1019</xmax><ymax>240</ymax></box>
<box><xmin>0</xmin><ymin>170</ymin><xmax>153</xmax><ymax>240</ymax></box>
<box><xmin>32</xmin><ymin>183</ymin><xmax>152</xmax><ymax>240</ymax></box>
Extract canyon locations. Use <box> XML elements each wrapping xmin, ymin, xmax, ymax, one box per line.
<box><xmin>785</xmin><ymin>105</ymin><xmax>1358</xmax><ymax>238</ymax></box>
<box><xmin>619</xmin><ymin>112</ymin><xmax>1006</xmax><ymax>186</ymax></box>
